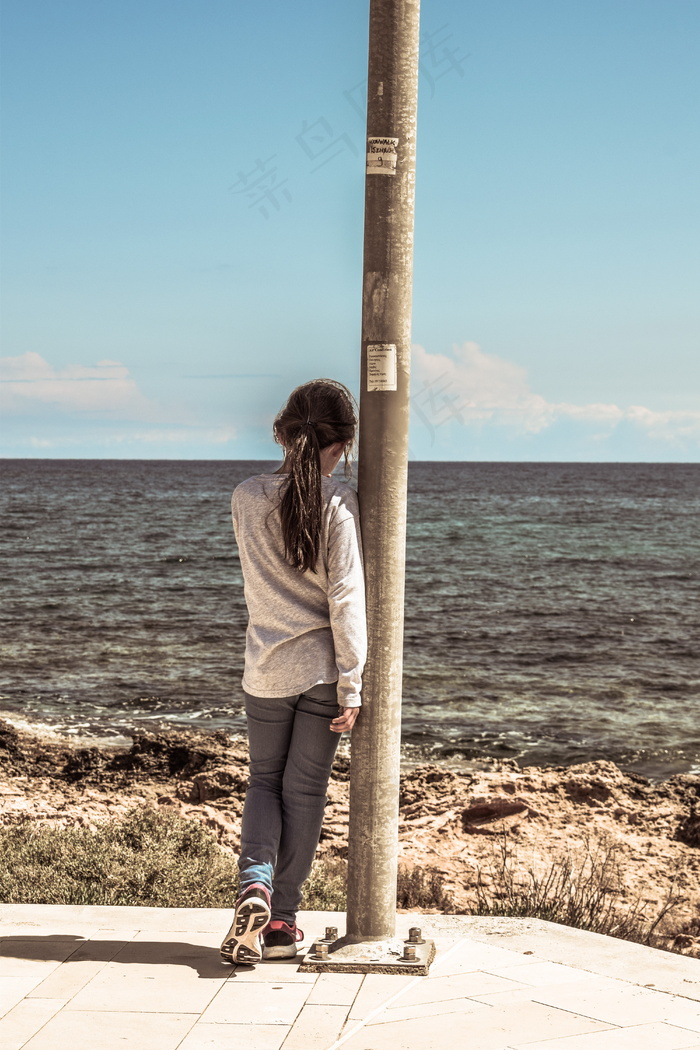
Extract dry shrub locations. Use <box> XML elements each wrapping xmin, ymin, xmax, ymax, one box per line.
<box><xmin>470</xmin><ymin>832</ymin><xmax>687</xmax><ymax>948</ymax></box>
<box><xmin>397</xmin><ymin>863</ymin><xmax>456</xmax><ymax>910</ymax></box>
<box><xmin>1</xmin><ymin>813</ymin><xmax>690</xmax><ymax>956</ymax></box>
<box><xmin>300</xmin><ymin>858</ymin><xmax>348</xmax><ymax>911</ymax></box>
<box><xmin>302</xmin><ymin>859</ymin><xmax>458</xmax><ymax>913</ymax></box>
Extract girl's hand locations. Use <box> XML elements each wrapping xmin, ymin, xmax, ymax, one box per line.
<box><xmin>331</xmin><ymin>706</ymin><xmax>360</xmax><ymax>733</ymax></box>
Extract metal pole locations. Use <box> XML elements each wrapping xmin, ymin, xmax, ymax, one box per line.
<box><xmin>346</xmin><ymin>0</ymin><xmax>421</xmax><ymax>943</ymax></box>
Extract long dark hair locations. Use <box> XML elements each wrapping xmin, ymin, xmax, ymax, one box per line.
<box><xmin>273</xmin><ymin>379</ymin><xmax>357</xmax><ymax>573</ymax></box>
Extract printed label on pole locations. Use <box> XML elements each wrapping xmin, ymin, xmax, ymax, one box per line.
<box><xmin>367</xmin><ymin>344</ymin><xmax>397</xmax><ymax>391</ymax></box>
<box><xmin>366</xmin><ymin>137</ymin><xmax>399</xmax><ymax>175</ymax></box>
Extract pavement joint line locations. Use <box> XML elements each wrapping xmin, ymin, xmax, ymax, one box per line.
<box><xmin>7</xmin><ymin>996</ymin><xmax>69</xmax><ymax>1049</ymax></box>
<box><xmin>322</xmin><ymin>937</ymin><xmax>468</xmax><ymax>1050</ymax></box>
<box><xmin>172</xmin><ymin>1007</ymin><xmax>202</xmax><ymax>1050</ymax></box>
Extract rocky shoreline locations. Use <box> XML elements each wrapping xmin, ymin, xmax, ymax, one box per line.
<box><xmin>1</xmin><ymin>718</ymin><xmax>698</xmax><ymax>956</ymax></box>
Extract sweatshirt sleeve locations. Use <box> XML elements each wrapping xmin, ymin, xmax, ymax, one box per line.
<box><xmin>326</xmin><ymin>490</ymin><xmax>367</xmax><ymax>707</ymax></box>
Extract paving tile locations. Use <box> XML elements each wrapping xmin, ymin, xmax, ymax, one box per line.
<box><xmin>27</xmin><ymin>937</ymin><xmax>131</xmax><ymax>999</ymax></box>
<box><xmin>4</xmin><ymin>907</ymin><xmax>699</xmax><ymax>1050</ymax></box>
<box><xmin>66</xmin><ymin>934</ymin><xmax>137</xmax><ymax>953</ymax></box>
<box><xmin>435</xmin><ymin>942</ymin><xmax>549</xmax><ymax>976</ymax></box>
<box><xmin>295</xmin><ymin>911</ymin><xmax>347</xmax><ymax>940</ymax></box>
<box><xmin>200</xmin><ymin>981</ymin><xmax>312</xmax><ymax>1025</ymax></box>
<box><xmin>0</xmin><ymin>926</ymin><xmax>103</xmax><ymax>940</ymax></box>
<box><xmin>1</xmin><ymin>903</ymin><xmax>232</xmax><ymax>935</ymax></box>
<box><xmin>485</xmin><ymin>962</ymin><xmax>596</xmax><ymax>986</ymax></box>
<box><xmin>0</xmin><ymin>927</ymin><xmax>138</xmax><ymax>941</ymax></box>
<box><xmin>456</xmin><ymin>917</ymin><xmax>700</xmax><ymax>1001</ymax></box>
<box><xmin>513</xmin><ymin>976</ymin><xmax>700</xmax><ymax>1032</ymax></box>
<box><xmin>224</xmin><ymin>960</ymin><xmax>317</xmax><ymax>983</ymax></box>
<box><xmin>379</xmin><ymin>998</ymin><xmax>492</xmax><ymax>1024</ymax></box>
<box><xmin>64</xmin><ymin>960</ymin><xmax>225</xmax><ymax>1013</ymax></box>
<box><xmin>177</xmin><ymin>1022</ymin><xmax>289</xmax><ymax>1050</ymax></box>
<box><xmin>0</xmin><ymin>976</ymin><xmax>49</xmax><ymax>1016</ymax></box>
<box><xmin>0</xmin><ymin>997</ymin><xmax>66</xmax><ymax>1050</ymax></box>
<box><xmin>280</xmin><ymin>1004</ymin><xmax>350</xmax><ymax>1048</ymax></box>
<box><xmin>111</xmin><ymin>936</ymin><xmax>226</xmax><ymax>978</ymax></box>
<box><xmin>0</xmin><ymin>938</ymin><xmax>77</xmax><ymax>977</ymax></box>
<box><xmin>408</xmin><ymin>971</ymin><xmax>530</xmax><ymax>1007</ymax></box>
<box><xmin>340</xmin><ymin>1015</ymin><xmax>361</xmax><ymax>1037</ymax></box>
<box><xmin>512</xmin><ymin>1022</ymin><xmax>700</xmax><ymax>1050</ymax></box>
<box><xmin>371</xmin><ymin>973</ymin><xmax>528</xmax><ymax>1025</ymax></box>
<box><xmin>78</xmin><ymin>928</ymin><xmax>139</xmax><ymax>942</ymax></box>
<box><xmin>341</xmin><ymin>1000</ymin><xmax>613</xmax><ymax>1050</ymax></box>
<box><xmin>306</xmin><ymin>972</ymin><xmax>364</xmax><ymax>1006</ymax></box>
<box><xmin>20</xmin><ymin>1009</ymin><xmax>197</xmax><ymax>1050</ymax></box>
<box><xmin>475</xmin><ymin>987</ymin><xmax>574</xmax><ymax>1006</ymax></box>
<box><xmin>340</xmin><ymin>1016</ymin><xmax>363</xmax><ymax>1042</ymax></box>
<box><xmin>423</xmin><ymin>935</ymin><xmax>456</xmax><ymax>951</ymax></box>
<box><xmin>346</xmin><ymin>974</ymin><xmax>417</xmax><ymax>1019</ymax></box>
<box><xmin>131</xmin><ymin>929</ymin><xmax>223</xmax><ymax>949</ymax></box>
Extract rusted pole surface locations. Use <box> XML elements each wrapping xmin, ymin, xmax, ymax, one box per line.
<box><xmin>346</xmin><ymin>0</ymin><xmax>420</xmax><ymax>942</ymax></box>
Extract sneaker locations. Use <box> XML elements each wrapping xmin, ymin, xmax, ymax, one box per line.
<box><xmin>262</xmin><ymin>920</ymin><xmax>304</xmax><ymax>960</ymax></box>
<box><xmin>220</xmin><ymin>883</ymin><xmax>271</xmax><ymax>964</ymax></box>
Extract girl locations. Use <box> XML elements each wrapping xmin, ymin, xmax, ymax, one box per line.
<box><xmin>220</xmin><ymin>379</ymin><xmax>366</xmax><ymax>964</ymax></box>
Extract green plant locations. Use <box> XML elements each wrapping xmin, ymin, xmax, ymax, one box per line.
<box><xmin>0</xmin><ymin>809</ymin><xmax>239</xmax><ymax>908</ymax></box>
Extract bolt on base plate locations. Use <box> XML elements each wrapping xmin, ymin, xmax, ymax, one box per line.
<box><xmin>298</xmin><ymin>933</ymin><xmax>435</xmax><ymax>975</ymax></box>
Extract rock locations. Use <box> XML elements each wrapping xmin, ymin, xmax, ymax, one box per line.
<box><xmin>331</xmin><ymin>753</ymin><xmax>351</xmax><ymax>782</ymax></box>
<box><xmin>187</xmin><ymin>768</ymin><xmax>248</xmax><ymax>804</ymax></box>
<box><xmin>0</xmin><ymin>720</ymin><xmax>24</xmax><ymax>767</ymax></box>
<box><xmin>156</xmin><ymin>794</ymin><xmax>181</xmax><ymax>808</ymax></box>
<box><xmin>673</xmin><ymin>934</ymin><xmax>696</xmax><ymax>949</ymax></box>
<box><xmin>676</xmin><ymin>806</ymin><xmax>700</xmax><ymax>848</ymax></box>
<box><xmin>199</xmin><ymin>805</ymin><xmax>238</xmax><ymax>844</ymax></box>
<box><xmin>462</xmin><ymin>799</ymin><xmax>530</xmax><ymax>835</ymax></box>
<box><xmin>563</xmin><ymin>776</ymin><xmax>615</xmax><ymax>806</ymax></box>
<box><xmin>107</xmin><ymin>732</ymin><xmax>222</xmax><ymax>779</ymax></box>
<box><xmin>63</xmin><ymin>748</ymin><xmax>106</xmax><ymax>782</ymax></box>
<box><xmin>399</xmin><ymin>766</ymin><xmax>467</xmax><ymax>807</ymax></box>
<box><xmin>672</xmin><ymin>934</ymin><xmax>700</xmax><ymax>959</ymax></box>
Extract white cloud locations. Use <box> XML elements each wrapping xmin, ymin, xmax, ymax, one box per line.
<box><xmin>109</xmin><ymin>426</ymin><xmax>237</xmax><ymax>445</ymax></box>
<box><xmin>411</xmin><ymin>342</ymin><xmax>700</xmax><ymax>446</ymax></box>
<box><xmin>0</xmin><ymin>353</ymin><xmax>237</xmax><ymax>451</ymax></box>
<box><xmin>0</xmin><ymin>352</ymin><xmax>158</xmax><ymax>420</ymax></box>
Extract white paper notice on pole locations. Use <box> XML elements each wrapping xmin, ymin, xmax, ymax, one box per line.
<box><xmin>367</xmin><ymin>344</ymin><xmax>397</xmax><ymax>391</ymax></box>
<box><xmin>366</xmin><ymin>137</ymin><xmax>399</xmax><ymax>175</ymax></box>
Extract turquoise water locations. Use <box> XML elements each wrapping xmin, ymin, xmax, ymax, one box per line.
<box><xmin>1</xmin><ymin>460</ymin><xmax>698</xmax><ymax>778</ymax></box>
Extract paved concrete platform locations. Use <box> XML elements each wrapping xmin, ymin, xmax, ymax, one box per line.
<box><xmin>1</xmin><ymin>905</ymin><xmax>698</xmax><ymax>1049</ymax></box>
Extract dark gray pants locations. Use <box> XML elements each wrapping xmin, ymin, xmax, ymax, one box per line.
<box><xmin>239</xmin><ymin>683</ymin><xmax>340</xmax><ymax>924</ymax></box>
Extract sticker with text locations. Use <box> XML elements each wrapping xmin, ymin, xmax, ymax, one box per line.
<box><xmin>367</xmin><ymin>344</ymin><xmax>397</xmax><ymax>391</ymax></box>
<box><xmin>366</xmin><ymin>137</ymin><xmax>399</xmax><ymax>175</ymax></box>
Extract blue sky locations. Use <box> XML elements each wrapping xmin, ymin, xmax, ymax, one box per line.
<box><xmin>1</xmin><ymin>0</ymin><xmax>698</xmax><ymax>461</ymax></box>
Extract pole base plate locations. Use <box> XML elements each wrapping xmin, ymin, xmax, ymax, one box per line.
<box><xmin>298</xmin><ymin>936</ymin><xmax>435</xmax><ymax>975</ymax></box>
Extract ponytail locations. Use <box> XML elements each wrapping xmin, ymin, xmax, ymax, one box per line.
<box><xmin>279</xmin><ymin>422</ymin><xmax>323</xmax><ymax>573</ymax></box>
<box><xmin>273</xmin><ymin>380</ymin><xmax>357</xmax><ymax>573</ymax></box>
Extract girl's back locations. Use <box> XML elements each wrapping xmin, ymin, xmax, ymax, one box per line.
<box><xmin>232</xmin><ymin>471</ymin><xmax>365</xmax><ymax>705</ymax></box>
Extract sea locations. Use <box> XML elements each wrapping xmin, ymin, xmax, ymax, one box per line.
<box><xmin>1</xmin><ymin>460</ymin><xmax>698</xmax><ymax>780</ymax></box>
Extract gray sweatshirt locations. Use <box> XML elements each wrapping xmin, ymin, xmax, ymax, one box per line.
<box><xmin>231</xmin><ymin>473</ymin><xmax>367</xmax><ymax>707</ymax></box>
